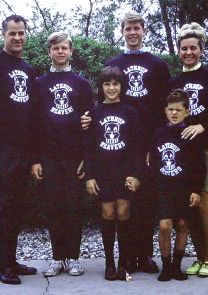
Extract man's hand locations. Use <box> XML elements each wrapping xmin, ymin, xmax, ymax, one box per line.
<box><xmin>190</xmin><ymin>193</ymin><xmax>201</xmax><ymax>207</ymax></box>
<box><xmin>81</xmin><ymin>111</ymin><xmax>92</xmax><ymax>130</ymax></box>
<box><xmin>181</xmin><ymin>124</ymin><xmax>204</xmax><ymax>140</ymax></box>
<box><xmin>125</xmin><ymin>176</ymin><xmax>141</xmax><ymax>192</ymax></box>
<box><xmin>31</xmin><ymin>163</ymin><xmax>43</xmax><ymax>180</ymax></box>
<box><xmin>86</xmin><ymin>179</ymin><xmax>100</xmax><ymax>196</ymax></box>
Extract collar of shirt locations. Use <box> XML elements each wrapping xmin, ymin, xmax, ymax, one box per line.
<box><xmin>167</xmin><ymin>122</ymin><xmax>185</xmax><ymax>127</ymax></box>
<box><xmin>50</xmin><ymin>65</ymin><xmax>72</xmax><ymax>72</ymax></box>
<box><xmin>183</xmin><ymin>62</ymin><xmax>201</xmax><ymax>72</ymax></box>
<box><xmin>124</xmin><ymin>47</ymin><xmax>146</xmax><ymax>54</ymax></box>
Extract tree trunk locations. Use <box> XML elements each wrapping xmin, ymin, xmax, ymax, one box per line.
<box><xmin>158</xmin><ymin>0</ymin><xmax>175</xmax><ymax>55</ymax></box>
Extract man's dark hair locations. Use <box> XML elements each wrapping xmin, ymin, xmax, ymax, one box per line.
<box><xmin>98</xmin><ymin>66</ymin><xmax>123</xmax><ymax>103</ymax></box>
<box><xmin>167</xmin><ymin>89</ymin><xmax>189</xmax><ymax>110</ymax></box>
<box><xmin>2</xmin><ymin>15</ymin><xmax>27</xmax><ymax>32</ymax></box>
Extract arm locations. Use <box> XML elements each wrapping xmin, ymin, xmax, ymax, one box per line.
<box><xmin>83</xmin><ymin>111</ymin><xmax>97</xmax><ymax>184</ymax></box>
<box><xmin>151</xmin><ymin>60</ymin><xmax>171</xmax><ymax>131</ymax></box>
<box><xmin>130</xmin><ymin>109</ymin><xmax>147</xmax><ymax>182</ymax></box>
<box><xmin>190</xmin><ymin>193</ymin><xmax>201</xmax><ymax>207</ymax></box>
<box><xmin>30</xmin><ymin>79</ymin><xmax>44</xmax><ymax>165</ymax></box>
<box><xmin>31</xmin><ymin>163</ymin><xmax>43</xmax><ymax>180</ymax></box>
<box><xmin>188</xmin><ymin>138</ymin><xmax>207</xmax><ymax>194</ymax></box>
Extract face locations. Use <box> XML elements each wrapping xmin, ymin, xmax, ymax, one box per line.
<box><xmin>178</xmin><ymin>38</ymin><xmax>203</xmax><ymax>69</ymax></box>
<box><xmin>48</xmin><ymin>39</ymin><xmax>73</xmax><ymax>70</ymax></box>
<box><xmin>2</xmin><ymin>20</ymin><xmax>26</xmax><ymax>58</ymax></box>
<box><xmin>121</xmin><ymin>21</ymin><xmax>146</xmax><ymax>51</ymax></box>
<box><xmin>103</xmin><ymin>79</ymin><xmax>121</xmax><ymax>104</ymax></box>
<box><xmin>165</xmin><ymin>102</ymin><xmax>190</xmax><ymax>125</ymax></box>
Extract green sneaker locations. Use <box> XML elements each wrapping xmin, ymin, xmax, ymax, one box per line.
<box><xmin>186</xmin><ymin>261</ymin><xmax>202</xmax><ymax>275</ymax></box>
<box><xmin>199</xmin><ymin>262</ymin><xmax>208</xmax><ymax>276</ymax></box>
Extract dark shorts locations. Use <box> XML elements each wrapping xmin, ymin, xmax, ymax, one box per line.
<box><xmin>95</xmin><ymin>159</ymin><xmax>132</xmax><ymax>203</ymax></box>
<box><xmin>157</xmin><ymin>187</ymin><xmax>191</xmax><ymax>220</ymax></box>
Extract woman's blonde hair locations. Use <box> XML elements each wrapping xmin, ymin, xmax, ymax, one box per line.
<box><xmin>177</xmin><ymin>22</ymin><xmax>207</xmax><ymax>50</ymax></box>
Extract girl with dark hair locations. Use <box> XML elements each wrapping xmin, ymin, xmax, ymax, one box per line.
<box><xmin>84</xmin><ymin>66</ymin><xmax>145</xmax><ymax>281</ymax></box>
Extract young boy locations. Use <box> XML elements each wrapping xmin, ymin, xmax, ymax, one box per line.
<box><xmin>149</xmin><ymin>89</ymin><xmax>206</xmax><ymax>281</ymax></box>
<box><xmin>83</xmin><ymin>66</ymin><xmax>145</xmax><ymax>281</ymax></box>
<box><xmin>31</xmin><ymin>32</ymin><xmax>93</xmax><ymax>277</ymax></box>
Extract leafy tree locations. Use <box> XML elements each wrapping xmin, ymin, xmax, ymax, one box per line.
<box><xmin>178</xmin><ymin>0</ymin><xmax>208</xmax><ymax>27</ymax></box>
<box><xmin>69</xmin><ymin>0</ymin><xmax>123</xmax><ymax>45</ymax></box>
<box><xmin>23</xmin><ymin>31</ymin><xmax>51</xmax><ymax>77</ymax></box>
<box><xmin>71</xmin><ymin>35</ymin><xmax>122</xmax><ymax>94</ymax></box>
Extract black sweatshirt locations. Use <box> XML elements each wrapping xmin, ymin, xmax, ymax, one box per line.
<box><xmin>149</xmin><ymin>125</ymin><xmax>206</xmax><ymax>194</ymax></box>
<box><xmin>105</xmin><ymin>52</ymin><xmax>171</xmax><ymax>138</ymax></box>
<box><xmin>0</xmin><ymin>50</ymin><xmax>36</xmax><ymax>152</ymax></box>
<box><xmin>84</xmin><ymin>101</ymin><xmax>146</xmax><ymax>181</ymax></box>
<box><xmin>33</xmin><ymin>71</ymin><xmax>93</xmax><ymax>161</ymax></box>
<box><xmin>170</xmin><ymin>66</ymin><xmax>208</xmax><ymax>147</ymax></box>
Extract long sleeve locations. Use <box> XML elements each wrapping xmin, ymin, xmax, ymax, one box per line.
<box><xmin>129</xmin><ymin>109</ymin><xmax>147</xmax><ymax>181</ymax></box>
<box><xmin>186</xmin><ymin>136</ymin><xmax>207</xmax><ymax>194</ymax></box>
<box><xmin>83</xmin><ymin>119</ymin><xmax>96</xmax><ymax>181</ymax></box>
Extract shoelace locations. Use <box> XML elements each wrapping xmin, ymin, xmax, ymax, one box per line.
<box><xmin>72</xmin><ymin>261</ymin><xmax>79</xmax><ymax>268</ymax></box>
<box><xmin>49</xmin><ymin>261</ymin><xmax>62</xmax><ymax>268</ymax></box>
<box><xmin>202</xmin><ymin>263</ymin><xmax>208</xmax><ymax>269</ymax></box>
<box><xmin>5</xmin><ymin>269</ymin><xmax>16</xmax><ymax>277</ymax></box>
<box><xmin>193</xmin><ymin>261</ymin><xmax>200</xmax><ymax>266</ymax></box>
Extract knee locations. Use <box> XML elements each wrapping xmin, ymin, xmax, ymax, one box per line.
<box><xmin>117</xmin><ymin>205</ymin><xmax>130</xmax><ymax>220</ymax></box>
<box><xmin>102</xmin><ymin>209</ymin><xmax>115</xmax><ymax>220</ymax></box>
<box><xmin>159</xmin><ymin>223</ymin><xmax>172</xmax><ymax>235</ymax></box>
<box><xmin>176</xmin><ymin>220</ymin><xmax>188</xmax><ymax>234</ymax></box>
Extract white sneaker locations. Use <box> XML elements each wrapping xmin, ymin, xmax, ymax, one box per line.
<box><xmin>65</xmin><ymin>259</ymin><xmax>84</xmax><ymax>276</ymax></box>
<box><xmin>44</xmin><ymin>260</ymin><xmax>64</xmax><ymax>277</ymax></box>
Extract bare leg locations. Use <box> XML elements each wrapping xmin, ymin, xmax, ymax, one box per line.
<box><xmin>116</xmin><ymin>199</ymin><xmax>131</xmax><ymax>280</ymax></box>
<box><xmin>101</xmin><ymin>202</ymin><xmax>117</xmax><ymax>280</ymax></box>
<box><xmin>159</xmin><ymin>219</ymin><xmax>173</xmax><ymax>257</ymax></box>
<box><xmin>158</xmin><ymin>219</ymin><xmax>173</xmax><ymax>281</ymax></box>
<box><xmin>116</xmin><ymin>199</ymin><xmax>130</xmax><ymax>221</ymax></box>
<box><xmin>171</xmin><ymin>219</ymin><xmax>188</xmax><ymax>281</ymax></box>
<box><xmin>174</xmin><ymin>219</ymin><xmax>189</xmax><ymax>251</ymax></box>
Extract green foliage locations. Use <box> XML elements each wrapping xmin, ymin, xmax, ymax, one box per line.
<box><xmin>71</xmin><ymin>35</ymin><xmax>122</xmax><ymax>94</ymax></box>
<box><xmin>156</xmin><ymin>53</ymin><xmax>182</xmax><ymax>77</ymax></box>
<box><xmin>23</xmin><ymin>31</ymin><xmax>51</xmax><ymax>77</ymax></box>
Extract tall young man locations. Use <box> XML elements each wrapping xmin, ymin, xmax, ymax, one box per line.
<box><xmin>82</xmin><ymin>12</ymin><xmax>171</xmax><ymax>273</ymax></box>
<box><xmin>31</xmin><ymin>32</ymin><xmax>93</xmax><ymax>278</ymax></box>
<box><xmin>0</xmin><ymin>15</ymin><xmax>37</xmax><ymax>285</ymax></box>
